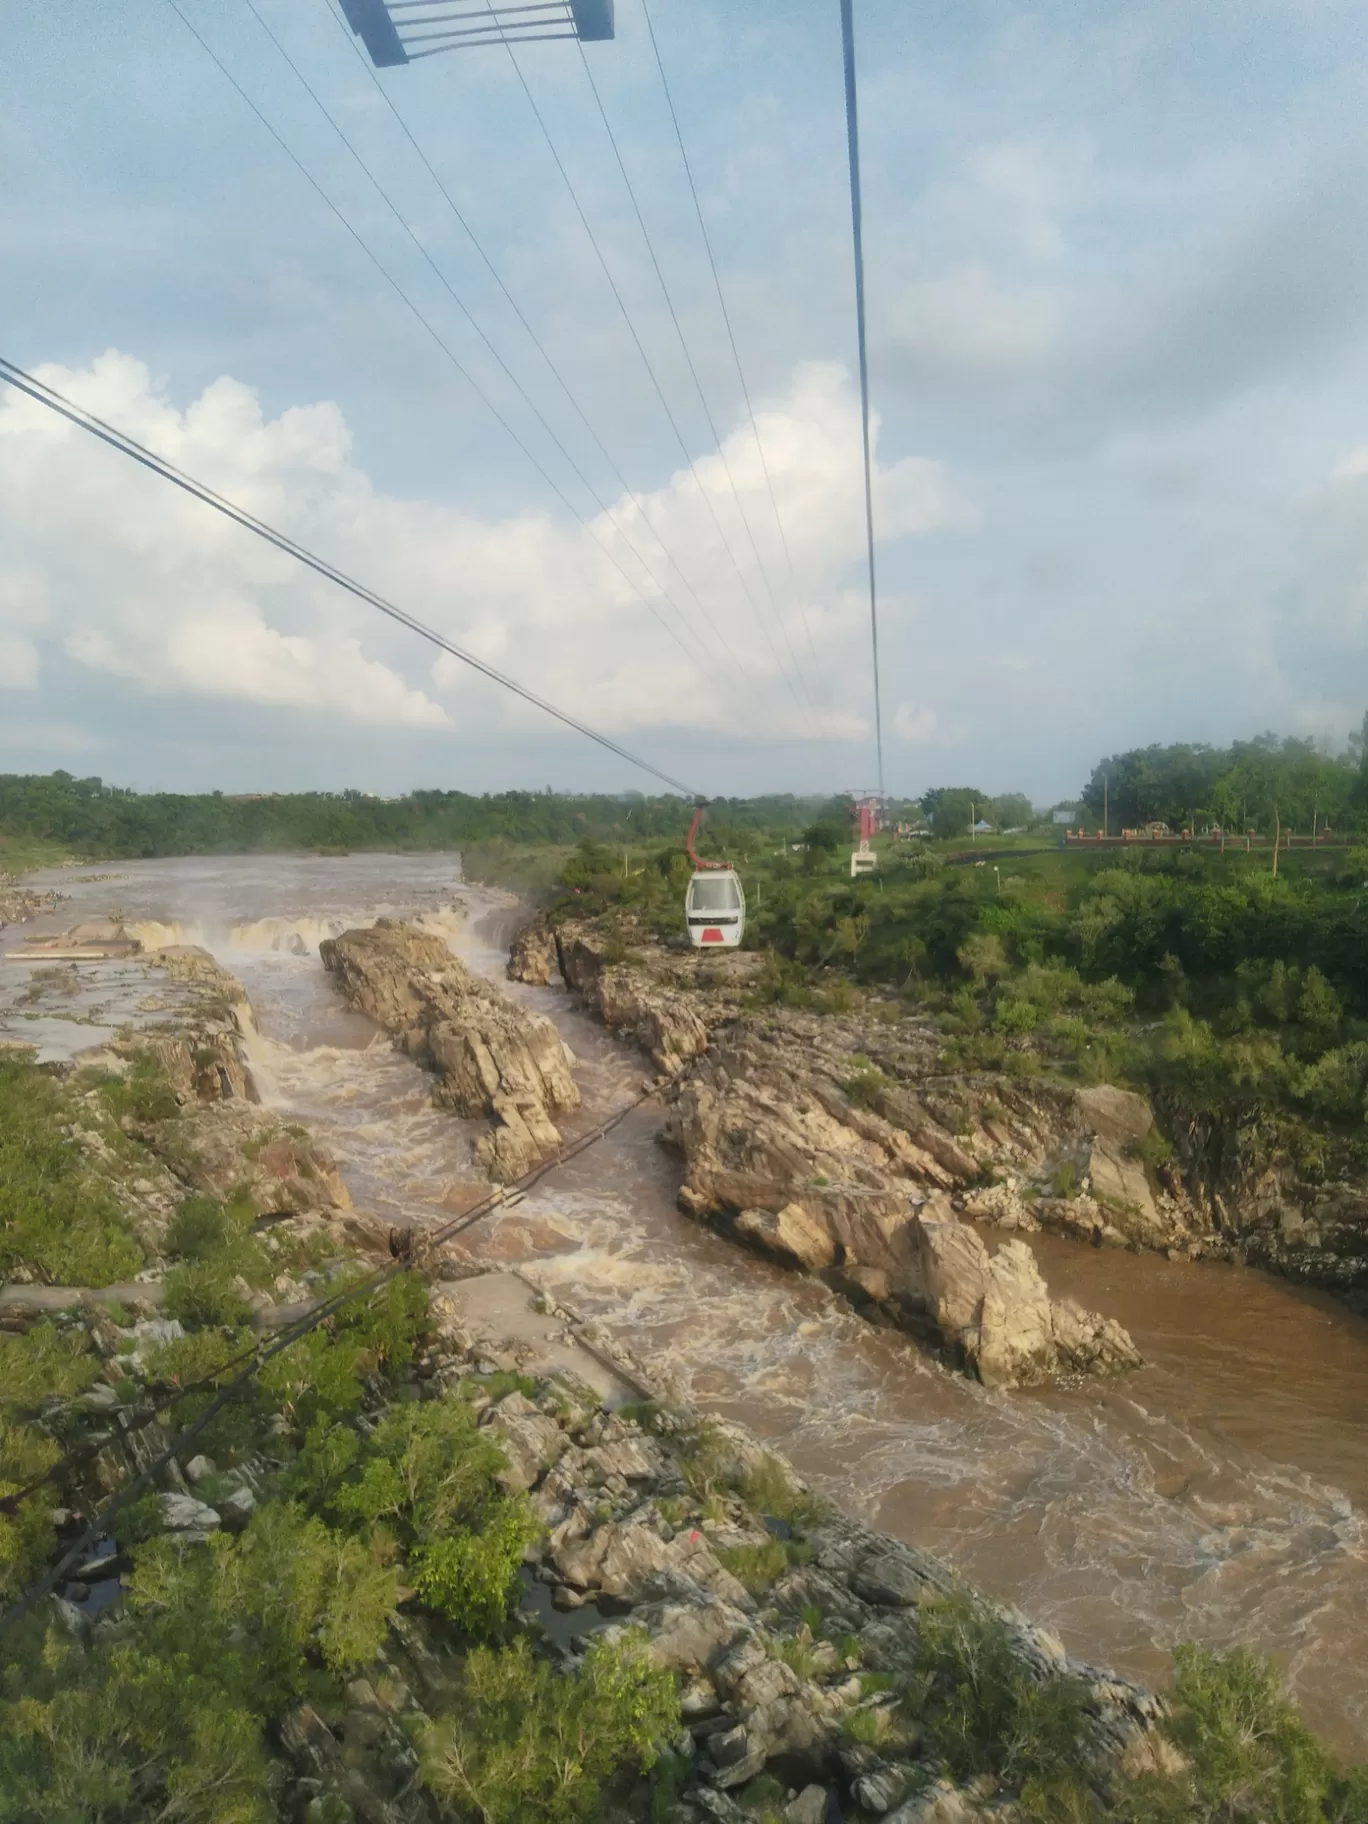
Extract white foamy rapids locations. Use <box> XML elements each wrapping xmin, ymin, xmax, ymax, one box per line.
<box><xmin>128</xmin><ymin>916</ymin><xmax>364</xmax><ymax>956</ymax></box>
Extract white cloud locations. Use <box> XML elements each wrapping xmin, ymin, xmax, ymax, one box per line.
<box><xmin>965</xmin><ymin>134</ymin><xmax>1093</xmax><ymax>263</ymax></box>
<box><xmin>0</xmin><ymin>355</ymin><xmax>968</xmax><ymax>743</ymax></box>
<box><xmin>893</xmin><ymin>702</ymin><xmax>938</xmax><ymax>743</ymax></box>
<box><xmin>1333</xmin><ymin>446</ymin><xmax>1368</xmax><ymax>481</ymax></box>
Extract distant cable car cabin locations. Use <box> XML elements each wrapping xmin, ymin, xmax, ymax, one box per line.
<box><xmin>684</xmin><ymin>806</ymin><xmax>745</xmax><ymax>950</ymax></box>
<box><xmin>340</xmin><ymin>0</ymin><xmax>614</xmax><ymax>67</ymax></box>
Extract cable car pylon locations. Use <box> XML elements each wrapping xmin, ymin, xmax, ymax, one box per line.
<box><xmin>683</xmin><ymin>805</ymin><xmax>746</xmax><ymax>950</ymax></box>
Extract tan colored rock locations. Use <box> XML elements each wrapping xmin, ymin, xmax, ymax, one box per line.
<box><xmin>321</xmin><ymin>920</ymin><xmax>578</xmax><ymax>1182</ymax></box>
<box><xmin>557</xmin><ymin>923</ymin><xmax>710</xmax><ymax>1074</ymax></box>
<box><xmin>735</xmin><ymin>1203</ymin><xmax>837</xmax><ymax>1271</ymax></box>
<box><xmin>549</xmin><ymin>1515</ymin><xmax>753</xmax><ymax>1608</ymax></box>
<box><xmin>1077</xmin><ymin>1084</ymin><xmax>1153</xmax><ymax>1148</ymax></box>
<box><xmin>507</xmin><ymin>919</ymin><xmax>558</xmax><ymax>986</ymax></box>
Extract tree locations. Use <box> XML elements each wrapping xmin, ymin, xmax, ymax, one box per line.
<box><xmin>922</xmin><ymin>788</ymin><xmax>985</xmax><ymax>841</ymax></box>
<box><xmin>991</xmin><ymin>793</ymin><xmax>1034</xmax><ymax>832</ymax></box>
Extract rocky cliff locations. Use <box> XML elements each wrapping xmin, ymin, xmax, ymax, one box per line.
<box><xmin>321</xmin><ymin>919</ymin><xmax>580</xmax><ymax>1182</ymax></box>
<box><xmin>548</xmin><ymin>923</ymin><xmax>1138</xmax><ymax>1388</ymax></box>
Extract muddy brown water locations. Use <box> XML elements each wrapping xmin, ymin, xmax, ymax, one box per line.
<box><xmin>4</xmin><ymin>854</ymin><xmax>1367</xmax><ymax>1752</ymax></box>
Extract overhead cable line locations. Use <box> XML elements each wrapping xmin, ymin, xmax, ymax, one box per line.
<box><xmin>839</xmin><ymin>0</ymin><xmax>885</xmax><ymax>795</ymax></box>
<box><xmin>241</xmin><ymin>0</ymin><xmax>742</xmax><ymax>695</ymax></box>
<box><xmin>574</xmin><ymin>38</ymin><xmax>818</xmax><ymax>716</ymax></box>
<box><xmin>164</xmin><ymin>0</ymin><xmax>719</xmax><ymax>693</ymax></box>
<box><xmin>486</xmin><ymin>6</ymin><xmax>814</xmax><ymax>727</ymax></box>
<box><xmin>639</xmin><ymin>0</ymin><xmax>823</xmax><ymax>688</ymax></box>
<box><xmin>324</xmin><ymin>2</ymin><xmax>757</xmax><ymax>693</ymax></box>
<box><xmin>0</xmin><ymin>357</ymin><xmax>703</xmax><ymax>799</ymax></box>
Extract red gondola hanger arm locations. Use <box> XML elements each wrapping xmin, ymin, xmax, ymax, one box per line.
<box><xmin>687</xmin><ymin>803</ymin><xmax>727</xmax><ymax>870</ymax></box>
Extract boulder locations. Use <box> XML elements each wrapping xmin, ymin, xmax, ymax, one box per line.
<box><xmin>158</xmin><ymin>1493</ymin><xmax>220</xmax><ymax>1539</ymax></box>
<box><xmin>507</xmin><ymin>920</ymin><xmax>558</xmax><ymax>986</ymax></box>
<box><xmin>786</xmin><ymin>1790</ymin><xmax>830</xmax><ymax>1824</ymax></box>
<box><xmin>321</xmin><ymin>921</ymin><xmax>579</xmax><ymax>1182</ymax></box>
<box><xmin>484</xmin><ymin>1391</ymin><xmax>567</xmax><ymax>1492</ymax></box>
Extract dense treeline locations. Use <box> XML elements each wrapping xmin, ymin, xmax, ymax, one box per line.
<box><xmin>0</xmin><ymin>772</ymin><xmax>830</xmax><ymax>859</ymax></box>
<box><xmin>1081</xmin><ymin>727</ymin><xmax>1368</xmax><ymax>834</ymax></box>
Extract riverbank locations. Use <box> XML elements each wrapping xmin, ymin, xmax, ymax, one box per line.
<box><xmin>0</xmin><ymin>935</ymin><xmax>1181</xmax><ymax>1823</ymax></box>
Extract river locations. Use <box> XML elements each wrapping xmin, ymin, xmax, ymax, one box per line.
<box><xmin>4</xmin><ymin>852</ymin><xmax>1367</xmax><ymax>1753</ymax></box>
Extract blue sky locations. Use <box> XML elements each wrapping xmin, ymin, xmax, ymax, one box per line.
<box><xmin>5</xmin><ymin>0</ymin><xmax>1368</xmax><ymax>802</ymax></box>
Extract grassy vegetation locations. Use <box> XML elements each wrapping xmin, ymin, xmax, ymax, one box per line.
<box><xmin>891</xmin><ymin>1592</ymin><xmax>1368</xmax><ymax>1823</ymax></box>
<box><xmin>0</xmin><ymin>1048</ymin><xmax>679</xmax><ymax>1823</ymax></box>
<box><xmin>0</xmin><ymin>832</ymin><xmax>73</xmax><ymax>875</ymax></box>
<box><xmin>0</xmin><ymin>1056</ymin><xmax>146</xmax><ymax>1287</ymax></box>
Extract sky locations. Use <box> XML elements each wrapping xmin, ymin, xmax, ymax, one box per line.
<box><xmin>5</xmin><ymin>0</ymin><xmax>1368</xmax><ymax>804</ymax></box>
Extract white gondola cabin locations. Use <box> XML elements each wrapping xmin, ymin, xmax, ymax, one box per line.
<box><xmin>684</xmin><ymin>868</ymin><xmax>745</xmax><ymax>949</ymax></box>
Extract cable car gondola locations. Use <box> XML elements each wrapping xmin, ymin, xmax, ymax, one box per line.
<box><xmin>684</xmin><ymin>805</ymin><xmax>745</xmax><ymax>949</ymax></box>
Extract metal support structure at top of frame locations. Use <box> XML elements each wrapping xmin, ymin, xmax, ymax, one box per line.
<box><xmin>339</xmin><ymin>0</ymin><xmax>614</xmax><ymax>66</ymax></box>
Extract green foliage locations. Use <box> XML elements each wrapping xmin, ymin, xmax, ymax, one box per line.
<box><xmin>143</xmin><ymin>1326</ymin><xmax>252</xmax><ymax>1389</ymax></box>
<box><xmin>0</xmin><ymin>772</ymin><xmax>828</xmax><ymax>860</ymax></box>
<box><xmin>1117</xmin><ymin>1644</ymin><xmax>1368</xmax><ymax>1824</ymax></box>
<box><xmin>0</xmin><ymin>1320</ymin><xmax>98</xmax><ymax>1414</ymax></box>
<box><xmin>736</xmin><ymin>1454</ymin><xmax>820</xmax><ymax>1531</ymax></box>
<box><xmin>714</xmin><ymin>1540</ymin><xmax>789</xmax><ymax>1594</ymax></box>
<box><xmin>258</xmin><ymin>1274</ymin><xmax>429</xmax><ymax>1427</ymax></box>
<box><xmin>94</xmin><ymin>1049</ymin><xmax>180</xmax><ymax>1125</ymax></box>
<box><xmin>411</xmin><ymin>1497</ymin><xmax>539</xmax><ymax>1639</ymax></box>
<box><xmin>841</xmin><ymin>1703</ymin><xmax>899</xmax><ymax>1745</ymax></box>
<box><xmin>909</xmin><ymin>1592</ymin><xmax>1093</xmax><ymax>1796</ymax></box>
<box><xmin>1</xmin><ymin>1499</ymin><xmax>398</xmax><ymax>1824</ymax></box>
<box><xmin>295</xmin><ymin>1398</ymin><xmax>507</xmax><ymax>1550</ymax></box>
<box><xmin>0</xmin><ymin>1417</ymin><xmax>61</xmax><ymax>1599</ymax></box>
<box><xmin>164</xmin><ymin>1261</ymin><xmax>254</xmax><ymax>1329</ymax></box>
<box><xmin>416</xmin><ymin>1630</ymin><xmax>679</xmax><ymax>1824</ymax></box>
<box><xmin>840</xmin><ymin>1063</ymin><xmax>888</xmax><ymax>1108</ymax></box>
<box><xmin>0</xmin><ymin>1055</ymin><xmax>144</xmax><ymax>1287</ymax></box>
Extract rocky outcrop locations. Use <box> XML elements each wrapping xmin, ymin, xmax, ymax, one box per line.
<box><xmin>321</xmin><ymin>919</ymin><xmax>579</xmax><ymax>1182</ymax></box>
<box><xmin>669</xmin><ymin>1026</ymin><xmax>1139</xmax><ymax>1387</ymax></box>
<box><xmin>507</xmin><ymin>917</ymin><xmax>559</xmax><ymax>986</ymax></box>
<box><xmin>557</xmin><ymin>921</ymin><xmax>715</xmax><ymax>1076</ymax></box>
<box><xmin>428</xmin><ymin>1284</ymin><xmax>1164</xmax><ymax>1818</ymax></box>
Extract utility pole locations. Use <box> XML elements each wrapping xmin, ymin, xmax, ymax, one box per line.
<box><xmin>1272</xmin><ymin>802</ymin><xmax>1280</xmax><ymax>879</ymax></box>
<box><xmin>1103</xmin><ymin>773</ymin><xmax>1108</xmax><ymax>839</ymax></box>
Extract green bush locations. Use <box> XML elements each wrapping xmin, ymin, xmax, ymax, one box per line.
<box><xmin>909</xmin><ymin>1592</ymin><xmax>1092</xmax><ymax>1797</ymax></box>
<box><xmin>305</xmin><ymin>1400</ymin><xmax>506</xmax><ymax>1549</ymax></box>
<box><xmin>416</xmin><ymin>1631</ymin><xmax>678</xmax><ymax>1824</ymax></box>
<box><xmin>0</xmin><ymin>1416</ymin><xmax>61</xmax><ymax>1599</ymax></box>
<box><xmin>995</xmin><ymin>998</ymin><xmax>1040</xmax><ymax>1035</ymax></box>
<box><xmin>840</xmin><ymin>1064</ymin><xmax>888</xmax><ymax>1108</ymax></box>
<box><xmin>714</xmin><ymin>1540</ymin><xmax>788</xmax><ymax>1594</ymax></box>
<box><xmin>1</xmin><ymin>1500</ymin><xmax>398</xmax><ymax>1821</ymax></box>
<box><xmin>1118</xmin><ymin>1644</ymin><xmax>1368</xmax><ymax>1824</ymax></box>
<box><xmin>736</xmin><ymin>1454</ymin><xmax>819</xmax><ymax>1531</ymax></box>
<box><xmin>164</xmin><ymin>1261</ymin><xmax>254</xmax><ymax>1330</ymax></box>
<box><xmin>91</xmin><ymin>1049</ymin><xmax>182</xmax><ymax>1125</ymax></box>
<box><xmin>0</xmin><ymin>1320</ymin><xmax>98</xmax><ymax>1414</ymax></box>
<box><xmin>0</xmin><ymin>1056</ymin><xmax>144</xmax><ymax>1287</ymax></box>
<box><xmin>411</xmin><ymin>1497</ymin><xmax>539</xmax><ymax>1639</ymax></box>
